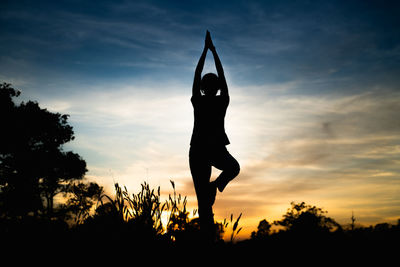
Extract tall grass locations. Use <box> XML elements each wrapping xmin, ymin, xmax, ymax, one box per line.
<box><xmin>98</xmin><ymin>182</ymin><xmax>165</xmax><ymax>235</ymax></box>
<box><xmin>95</xmin><ymin>180</ymin><xmax>242</xmax><ymax>243</ymax></box>
<box><xmin>222</xmin><ymin>213</ymin><xmax>243</xmax><ymax>242</ymax></box>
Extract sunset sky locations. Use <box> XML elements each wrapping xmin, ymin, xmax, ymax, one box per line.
<box><xmin>1</xmin><ymin>0</ymin><xmax>400</xmax><ymax>238</ymax></box>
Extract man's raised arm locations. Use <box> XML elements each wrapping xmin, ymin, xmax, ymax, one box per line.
<box><xmin>209</xmin><ymin>37</ymin><xmax>228</xmax><ymax>97</ymax></box>
<box><xmin>193</xmin><ymin>36</ymin><xmax>208</xmax><ymax>97</ymax></box>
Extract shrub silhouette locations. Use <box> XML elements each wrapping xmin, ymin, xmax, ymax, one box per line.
<box><xmin>274</xmin><ymin>201</ymin><xmax>340</xmax><ymax>235</ymax></box>
<box><xmin>63</xmin><ymin>182</ymin><xmax>104</xmax><ymax>224</ymax></box>
<box><xmin>251</xmin><ymin>219</ymin><xmax>272</xmax><ymax>240</ymax></box>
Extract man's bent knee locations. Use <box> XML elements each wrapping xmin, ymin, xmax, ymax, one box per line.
<box><xmin>231</xmin><ymin>160</ymin><xmax>240</xmax><ymax>178</ymax></box>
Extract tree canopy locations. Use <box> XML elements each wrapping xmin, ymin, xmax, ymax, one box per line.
<box><xmin>274</xmin><ymin>201</ymin><xmax>340</xmax><ymax>234</ymax></box>
<box><xmin>0</xmin><ymin>82</ymin><xmax>88</xmax><ymax>218</ymax></box>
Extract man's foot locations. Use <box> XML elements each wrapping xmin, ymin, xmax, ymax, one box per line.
<box><xmin>209</xmin><ymin>181</ymin><xmax>217</xmax><ymax>206</ymax></box>
<box><xmin>215</xmin><ymin>179</ymin><xmax>226</xmax><ymax>193</ymax></box>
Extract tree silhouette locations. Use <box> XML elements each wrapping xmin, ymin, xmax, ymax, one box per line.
<box><xmin>0</xmin><ymin>82</ymin><xmax>87</xmax><ymax>218</ymax></box>
<box><xmin>64</xmin><ymin>182</ymin><xmax>103</xmax><ymax>224</ymax></box>
<box><xmin>251</xmin><ymin>219</ymin><xmax>272</xmax><ymax>240</ymax></box>
<box><xmin>274</xmin><ymin>201</ymin><xmax>340</xmax><ymax>235</ymax></box>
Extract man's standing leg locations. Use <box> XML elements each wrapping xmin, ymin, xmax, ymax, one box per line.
<box><xmin>189</xmin><ymin>146</ymin><xmax>216</xmax><ymax>242</ymax></box>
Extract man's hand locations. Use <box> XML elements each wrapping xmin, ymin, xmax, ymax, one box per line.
<box><xmin>205</xmin><ymin>30</ymin><xmax>215</xmax><ymax>50</ymax></box>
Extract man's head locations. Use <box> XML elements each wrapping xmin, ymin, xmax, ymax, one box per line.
<box><xmin>201</xmin><ymin>73</ymin><xmax>219</xmax><ymax>96</ymax></box>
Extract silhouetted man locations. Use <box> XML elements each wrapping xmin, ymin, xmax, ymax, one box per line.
<box><xmin>189</xmin><ymin>31</ymin><xmax>240</xmax><ymax>242</ymax></box>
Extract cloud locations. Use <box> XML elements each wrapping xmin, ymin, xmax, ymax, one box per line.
<box><xmin>238</xmin><ymin>89</ymin><xmax>400</xmax><ymax>170</ymax></box>
<box><xmin>165</xmin><ymin>88</ymin><xmax>400</xmax><ymax>229</ymax></box>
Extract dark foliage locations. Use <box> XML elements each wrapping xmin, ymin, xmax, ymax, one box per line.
<box><xmin>0</xmin><ymin>83</ymin><xmax>103</xmax><ymax>224</ymax></box>
<box><xmin>0</xmin><ymin>83</ymin><xmax>90</xmax><ymax>219</ymax></box>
